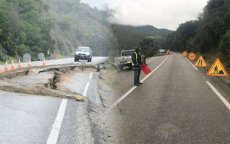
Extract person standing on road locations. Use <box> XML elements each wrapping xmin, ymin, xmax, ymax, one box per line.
<box><xmin>132</xmin><ymin>47</ymin><xmax>142</xmax><ymax>86</ymax></box>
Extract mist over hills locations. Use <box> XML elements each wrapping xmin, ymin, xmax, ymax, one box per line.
<box><xmin>133</xmin><ymin>25</ymin><xmax>172</xmax><ymax>37</ymax></box>
<box><xmin>44</xmin><ymin>0</ymin><xmax>172</xmax><ymax>56</ymax></box>
<box><xmin>43</xmin><ymin>0</ymin><xmax>117</xmax><ymax>56</ymax></box>
<box><xmin>0</xmin><ymin>0</ymin><xmax>171</xmax><ymax>61</ymax></box>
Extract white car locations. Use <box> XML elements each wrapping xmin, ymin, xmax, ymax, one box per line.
<box><xmin>74</xmin><ymin>47</ymin><xmax>93</xmax><ymax>62</ymax></box>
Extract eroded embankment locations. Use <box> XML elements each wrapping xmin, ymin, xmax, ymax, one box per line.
<box><xmin>0</xmin><ymin>65</ymin><xmax>97</xmax><ymax>101</ymax></box>
<box><xmin>87</xmin><ymin>64</ymin><xmax>124</xmax><ymax>144</ymax></box>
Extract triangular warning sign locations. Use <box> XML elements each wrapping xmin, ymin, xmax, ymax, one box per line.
<box><xmin>207</xmin><ymin>58</ymin><xmax>228</xmax><ymax>77</ymax></box>
<box><xmin>195</xmin><ymin>56</ymin><xmax>207</xmax><ymax>67</ymax></box>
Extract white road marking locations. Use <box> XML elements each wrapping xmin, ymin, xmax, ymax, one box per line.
<box><xmin>83</xmin><ymin>72</ymin><xmax>93</xmax><ymax>97</ymax></box>
<box><xmin>83</xmin><ymin>82</ymin><xmax>90</xmax><ymax>96</ymax></box>
<box><xmin>46</xmin><ymin>72</ymin><xmax>94</xmax><ymax>143</ymax></box>
<box><xmin>206</xmin><ymin>81</ymin><xmax>230</xmax><ymax>111</ymax></box>
<box><xmin>46</xmin><ymin>99</ymin><xmax>68</xmax><ymax>144</ymax></box>
<box><xmin>185</xmin><ymin>58</ymin><xmax>198</xmax><ymax>71</ymax></box>
<box><xmin>106</xmin><ymin>56</ymin><xmax>168</xmax><ymax>112</ymax></box>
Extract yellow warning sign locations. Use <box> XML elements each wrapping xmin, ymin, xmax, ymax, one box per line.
<box><xmin>182</xmin><ymin>51</ymin><xmax>188</xmax><ymax>57</ymax></box>
<box><xmin>195</xmin><ymin>56</ymin><xmax>207</xmax><ymax>67</ymax></box>
<box><xmin>189</xmin><ymin>52</ymin><xmax>196</xmax><ymax>61</ymax></box>
<box><xmin>207</xmin><ymin>58</ymin><xmax>228</xmax><ymax>77</ymax></box>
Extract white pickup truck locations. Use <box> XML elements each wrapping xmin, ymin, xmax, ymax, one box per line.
<box><xmin>115</xmin><ymin>49</ymin><xmax>135</xmax><ymax>70</ymax></box>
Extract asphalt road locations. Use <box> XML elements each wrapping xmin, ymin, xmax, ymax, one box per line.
<box><xmin>114</xmin><ymin>53</ymin><xmax>230</xmax><ymax>144</ymax></box>
<box><xmin>1</xmin><ymin>54</ymin><xmax>230</xmax><ymax>144</ymax></box>
<box><xmin>0</xmin><ymin>57</ymin><xmax>106</xmax><ymax>144</ymax></box>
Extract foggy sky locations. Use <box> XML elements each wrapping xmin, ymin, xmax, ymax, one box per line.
<box><xmin>81</xmin><ymin>0</ymin><xmax>209</xmax><ymax>30</ymax></box>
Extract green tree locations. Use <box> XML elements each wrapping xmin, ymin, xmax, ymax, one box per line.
<box><xmin>219</xmin><ymin>30</ymin><xmax>230</xmax><ymax>67</ymax></box>
<box><xmin>164</xmin><ymin>0</ymin><xmax>230</xmax><ymax>67</ymax></box>
<box><xmin>0</xmin><ymin>0</ymin><xmax>54</xmax><ymax>61</ymax></box>
<box><xmin>139</xmin><ymin>37</ymin><xmax>162</xmax><ymax>57</ymax></box>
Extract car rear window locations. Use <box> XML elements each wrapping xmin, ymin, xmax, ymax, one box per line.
<box><xmin>122</xmin><ymin>50</ymin><xmax>134</xmax><ymax>56</ymax></box>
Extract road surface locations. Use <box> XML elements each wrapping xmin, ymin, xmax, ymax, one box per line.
<box><xmin>1</xmin><ymin>54</ymin><xmax>230</xmax><ymax>144</ymax></box>
<box><xmin>112</xmin><ymin>53</ymin><xmax>230</xmax><ymax>144</ymax></box>
<box><xmin>0</xmin><ymin>57</ymin><xmax>106</xmax><ymax>144</ymax></box>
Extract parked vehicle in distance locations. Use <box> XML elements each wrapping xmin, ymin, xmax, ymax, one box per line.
<box><xmin>116</xmin><ymin>49</ymin><xmax>135</xmax><ymax>70</ymax></box>
<box><xmin>75</xmin><ymin>47</ymin><xmax>93</xmax><ymax>62</ymax></box>
<box><xmin>115</xmin><ymin>49</ymin><xmax>146</xmax><ymax>71</ymax></box>
<box><xmin>115</xmin><ymin>49</ymin><xmax>135</xmax><ymax>70</ymax></box>
<box><xmin>157</xmin><ymin>49</ymin><xmax>167</xmax><ymax>56</ymax></box>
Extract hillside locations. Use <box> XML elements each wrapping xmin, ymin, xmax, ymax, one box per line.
<box><xmin>0</xmin><ymin>0</ymin><xmax>171</xmax><ymax>61</ymax></box>
<box><xmin>112</xmin><ymin>24</ymin><xmax>171</xmax><ymax>39</ymax></box>
<box><xmin>43</xmin><ymin>0</ymin><xmax>118</xmax><ymax>56</ymax></box>
<box><xmin>135</xmin><ymin>25</ymin><xmax>171</xmax><ymax>37</ymax></box>
<box><xmin>0</xmin><ymin>0</ymin><xmax>118</xmax><ymax>62</ymax></box>
<box><xmin>0</xmin><ymin>0</ymin><xmax>53</xmax><ymax>61</ymax></box>
<box><xmin>112</xmin><ymin>24</ymin><xmax>172</xmax><ymax>56</ymax></box>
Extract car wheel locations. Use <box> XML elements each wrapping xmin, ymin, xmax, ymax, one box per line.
<box><xmin>119</xmin><ymin>65</ymin><xmax>123</xmax><ymax>71</ymax></box>
<box><xmin>75</xmin><ymin>58</ymin><xmax>79</xmax><ymax>62</ymax></box>
<box><xmin>89</xmin><ymin>57</ymin><xmax>93</xmax><ymax>62</ymax></box>
<box><xmin>128</xmin><ymin>63</ymin><xmax>132</xmax><ymax>70</ymax></box>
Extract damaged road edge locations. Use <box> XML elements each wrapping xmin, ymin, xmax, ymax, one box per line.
<box><xmin>0</xmin><ymin>65</ymin><xmax>102</xmax><ymax>102</ymax></box>
<box><xmin>0</xmin><ymin>84</ymin><xmax>86</xmax><ymax>101</ymax></box>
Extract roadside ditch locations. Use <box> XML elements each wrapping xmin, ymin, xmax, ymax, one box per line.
<box><xmin>87</xmin><ymin>62</ymin><xmax>126</xmax><ymax>144</ymax></box>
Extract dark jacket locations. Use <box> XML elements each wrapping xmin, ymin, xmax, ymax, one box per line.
<box><xmin>132</xmin><ymin>52</ymin><xmax>142</xmax><ymax>68</ymax></box>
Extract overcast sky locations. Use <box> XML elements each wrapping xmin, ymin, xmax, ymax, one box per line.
<box><xmin>81</xmin><ymin>0</ymin><xmax>209</xmax><ymax>30</ymax></box>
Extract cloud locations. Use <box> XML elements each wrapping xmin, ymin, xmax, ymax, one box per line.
<box><xmin>81</xmin><ymin>0</ymin><xmax>209</xmax><ymax>30</ymax></box>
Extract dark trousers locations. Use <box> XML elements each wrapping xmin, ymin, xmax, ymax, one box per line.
<box><xmin>134</xmin><ymin>68</ymin><xmax>141</xmax><ymax>84</ymax></box>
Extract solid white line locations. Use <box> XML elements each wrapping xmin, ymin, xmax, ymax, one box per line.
<box><xmin>83</xmin><ymin>72</ymin><xmax>93</xmax><ymax>97</ymax></box>
<box><xmin>83</xmin><ymin>82</ymin><xmax>90</xmax><ymax>96</ymax></box>
<box><xmin>206</xmin><ymin>81</ymin><xmax>230</xmax><ymax>110</ymax></box>
<box><xmin>185</xmin><ymin>58</ymin><xmax>198</xmax><ymax>71</ymax></box>
<box><xmin>46</xmin><ymin>99</ymin><xmax>68</xmax><ymax>144</ymax></box>
<box><xmin>106</xmin><ymin>56</ymin><xmax>168</xmax><ymax>112</ymax></box>
<box><xmin>140</xmin><ymin>57</ymin><xmax>168</xmax><ymax>83</ymax></box>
